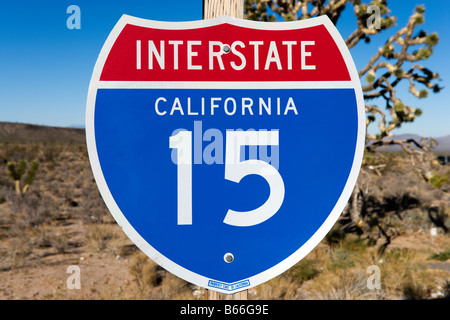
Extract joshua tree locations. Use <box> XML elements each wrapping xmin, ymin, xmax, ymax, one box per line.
<box><xmin>244</xmin><ymin>0</ymin><xmax>442</xmax><ymax>154</ymax></box>
<box><xmin>244</xmin><ymin>1</ymin><xmax>443</xmax><ymax>248</ymax></box>
<box><xmin>6</xmin><ymin>159</ymin><xmax>39</xmax><ymax>195</ymax></box>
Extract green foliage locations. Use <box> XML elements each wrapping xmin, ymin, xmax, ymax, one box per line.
<box><xmin>429</xmin><ymin>249</ymin><xmax>450</xmax><ymax>261</ymax></box>
<box><xmin>356</xmin><ymin>3</ymin><xmax>368</xmax><ymax>18</ymax></box>
<box><xmin>7</xmin><ymin>160</ymin><xmax>28</xmax><ymax>181</ymax></box>
<box><xmin>418</xmin><ymin>89</ymin><xmax>428</xmax><ymax>98</ymax></box>
<box><xmin>394</xmin><ymin>101</ymin><xmax>405</xmax><ymax>112</ymax></box>
<box><xmin>129</xmin><ymin>252</ymin><xmax>162</xmax><ymax>292</ymax></box>
<box><xmin>425</xmin><ymin>32</ymin><xmax>439</xmax><ymax>47</ymax></box>
<box><xmin>382</xmin><ymin>43</ymin><xmax>394</xmax><ymax>58</ymax></box>
<box><xmin>244</xmin><ymin>0</ymin><xmax>276</xmax><ymax>22</ymax></box>
<box><xmin>6</xmin><ymin>161</ymin><xmax>20</xmax><ymax>181</ymax></box>
<box><xmin>5</xmin><ymin>159</ymin><xmax>39</xmax><ymax>195</ymax></box>
<box><xmin>381</xmin><ymin>16</ymin><xmax>395</xmax><ymax>29</ymax></box>
<box><xmin>402</xmin><ymin>280</ymin><xmax>429</xmax><ymax>300</ymax></box>
<box><xmin>365</xmin><ymin>73</ymin><xmax>375</xmax><ymax>83</ymax></box>
<box><xmin>243</xmin><ymin>0</ymin><xmax>441</xmax><ymax>153</ymax></box>
<box><xmin>327</xmin><ymin>234</ymin><xmax>368</xmax><ymax>270</ymax></box>
<box><xmin>325</xmin><ymin>224</ymin><xmax>346</xmax><ymax>248</ymax></box>
<box><xmin>429</xmin><ymin>173</ymin><xmax>448</xmax><ymax>188</ymax></box>
<box><xmin>328</xmin><ymin>248</ymin><xmax>355</xmax><ymax>270</ymax></box>
<box><xmin>287</xmin><ymin>259</ymin><xmax>321</xmax><ymax>284</ymax></box>
<box><xmin>415</xmin><ymin>5</ymin><xmax>425</xmax><ymax>14</ymax></box>
<box><xmin>24</xmin><ymin>160</ymin><xmax>39</xmax><ymax>186</ymax></box>
<box><xmin>17</xmin><ymin>160</ymin><xmax>26</xmax><ymax>179</ymax></box>
<box><xmin>414</xmin><ymin>14</ymin><xmax>424</xmax><ymax>25</ymax></box>
<box><xmin>416</xmin><ymin>47</ymin><xmax>433</xmax><ymax>60</ymax></box>
<box><xmin>394</xmin><ymin>67</ymin><xmax>404</xmax><ymax>77</ymax></box>
<box><xmin>284</xmin><ymin>13</ymin><xmax>294</xmax><ymax>21</ymax></box>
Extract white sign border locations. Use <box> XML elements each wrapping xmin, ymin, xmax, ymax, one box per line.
<box><xmin>86</xmin><ymin>14</ymin><xmax>365</xmax><ymax>294</ymax></box>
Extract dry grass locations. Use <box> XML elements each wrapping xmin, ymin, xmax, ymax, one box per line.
<box><xmin>0</xmin><ymin>137</ymin><xmax>449</xmax><ymax>300</ymax></box>
<box><xmin>255</xmin><ymin>232</ymin><xmax>450</xmax><ymax>300</ymax></box>
<box><xmin>128</xmin><ymin>252</ymin><xmax>196</xmax><ymax>300</ymax></box>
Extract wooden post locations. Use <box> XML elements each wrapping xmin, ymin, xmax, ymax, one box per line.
<box><xmin>203</xmin><ymin>0</ymin><xmax>247</xmax><ymax>301</ymax></box>
<box><xmin>206</xmin><ymin>289</ymin><xmax>248</xmax><ymax>300</ymax></box>
<box><xmin>203</xmin><ymin>0</ymin><xmax>244</xmax><ymax>19</ymax></box>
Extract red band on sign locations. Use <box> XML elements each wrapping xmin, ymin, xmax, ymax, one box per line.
<box><xmin>100</xmin><ymin>23</ymin><xmax>350</xmax><ymax>82</ymax></box>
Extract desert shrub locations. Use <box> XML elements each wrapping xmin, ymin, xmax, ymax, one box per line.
<box><xmin>379</xmin><ymin>248</ymin><xmax>437</xmax><ymax>299</ymax></box>
<box><xmin>443</xmin><ymin>281</ymin><xmax>450</xmax><ymax>297</ymax></box>
<box><xmin>402</xmin><ymin>278</ymin><xmax>430</xmax><ymax>300</ymax></box>
<box><xmin>324</xmin><ymin>224</ymin><xmax>346</xmax><ymax>248</ymax></box>
<box><xmin>41</xmin><ymin>143</ymin><xmax>58</xmax><ymax>170</ymax></box>
<box><xmin>1</xmin><ymin>143</ymin><xmax>35</xmax><ymax>162</ymax></box>
<box><xmin>340</xmin><ymin>160</ymin><xmax>448</xmax><ymax>252</ymax></box>
<box><xmin>8</xmin><ymin>233</ymin><xmax>33</xmax><ymax>266</ymax></box>
<box><xmin>128</xmin><ymin>252</ymin><xmax>195</xmax><ymax>299</ymax></box>
<box><xmin>300</xmin><ymin>268</ymin><xmax>385</xmax><ymax>300</ymax></box>
<box><xmin>48</xmin><ymin>232</ymin><xmax>69</xmax><ymax>254</ymax></box>
<box><xmin>129</xmin><ymin>252</ymin><xmax>164</xmax><ymax>293</ymax></box>
<box><xmin>86</xmin><ymin>225</ymin><xmax>120</xmax><ymax>252</ymax></box>
<box><xmin>81</xmin><ymin>187</ymin><xmax>109</xmax><ymax>223</ymax></box>
<box><xmin>427</xmin><ymin>204</ymin><xmax>449</xmax><ymax>233</ymax></box>
<box><xmin>340</xmin><ymin>234</ymin><xmax>368</xmax><ymax>253</ymax></box>
<box><xmin>146</xmin><ymin>272</ymin><xmax>194</xmax><ymax>300</ymax></box>
<box><xmin>255</xmin><ymin>274</ymin><xmax>303</xmax><ymax>300</ymax></box>
<box><xmin>287</xmin><ymin>259</ymin><xmax>321</xmax><ymax>284</ymax></box>
<box><xmin>7</xmin><ymin>192</ymin><xmax>53</xmax><ymax>228</ymax></box>
<box><xmin>325</xmin><ymin>233</ymin><xmax>368</xmax><ymax>271</ymax></box>
<box><xmin>429</xmin><ymin>249</ymin><xmax>450</xmax><ymax>261</ymax></box>
<box><xmin>429</xmin><ymin>173</ymin><xmax>449</xmax><ymax>188</ymax></box>
<box><xmin>328</xmin><ymin>248</ymin><xmax>355</xmax><ymax>270</ymax></box>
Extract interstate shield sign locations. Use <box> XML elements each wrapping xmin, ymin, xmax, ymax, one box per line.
<box><xmin>86</xmin><ymin>15</ymin><xmax>365</xmax><ymax>294</ymax></box>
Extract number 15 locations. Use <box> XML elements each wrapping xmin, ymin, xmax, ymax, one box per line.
<box><xmin>169</xmin><ymin>130</ymin><xmax>285</xmax><ymax>227</ymax></box>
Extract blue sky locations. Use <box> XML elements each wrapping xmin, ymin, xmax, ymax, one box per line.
<box><xmin>0</xmin><ymin>0</ymin><xmax>448</xmax><ymax>137</ymax></box>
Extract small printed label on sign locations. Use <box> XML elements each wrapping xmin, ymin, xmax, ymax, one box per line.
<box><xmin>208</xmin><ymin>279</ymin><xmax>251</xmax><ymax>291</ymax></box>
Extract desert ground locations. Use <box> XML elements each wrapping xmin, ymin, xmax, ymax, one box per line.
<box><xmin>0</xmin><ymin>123</ymin><xmax>449</xmax><ymax>300</ymax></box>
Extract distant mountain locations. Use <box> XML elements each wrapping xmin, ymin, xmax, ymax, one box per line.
<box><xmin>1</xmin><ymin>122</ymin><xmax>448</xmax><ymax>153</ymax></box>
<box><xmin>0</xmin><ymin>122</ymin><xmax>85</xmax><ymax>144</ymax></box>
<box><xmin>368</xmin><ymin>133</ymin><xmax>450</xmax><ymax>153</ymax></box>
<box><xmin>68</xmin><ymin>124</ymin><xmax>85</xmax><ymax>129</ymax></box>
<box><xmin>435</xmin><ymin>135</ymin><xmax>450</xmax><ymax>153</ymax></box>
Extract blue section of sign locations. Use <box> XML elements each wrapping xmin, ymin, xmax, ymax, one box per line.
<box><xmin>94</xmin><ymin>88</ymin><xmax>357</xmax><ymax>283</ymax></box>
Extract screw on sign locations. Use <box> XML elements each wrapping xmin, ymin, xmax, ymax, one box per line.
<box><xmin>86</xmin><ymin>15</ymin><xmax>365</xmax><ymax>294</ymax></box>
